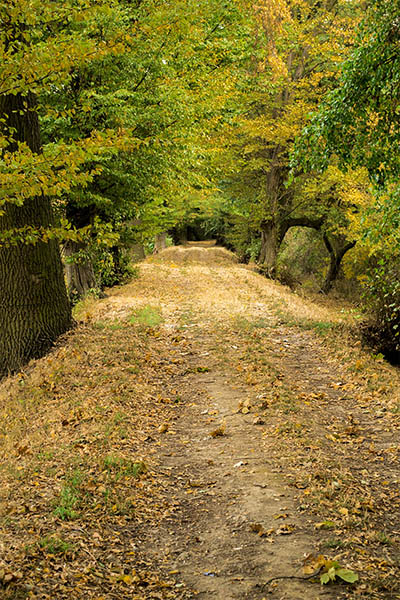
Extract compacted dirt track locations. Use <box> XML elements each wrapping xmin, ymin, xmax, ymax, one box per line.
<box><xmin>96</xmin><ymin>248</ymin><xmax>400</xmax><ymax>600</ymax></box>
<box><xmin>1</xmin><ymin>246</ymin><xmax>399</xmax><ymax>600</ymax></box>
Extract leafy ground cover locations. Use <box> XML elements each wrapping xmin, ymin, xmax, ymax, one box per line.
<box><xmin>0</xmin><ymin>247</ymin><xmax>399</xmax><ymax>599</ymax></box>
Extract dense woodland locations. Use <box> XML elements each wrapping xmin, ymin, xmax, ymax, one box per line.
<box><xmin>1</xmin><ymin>0</ymin><xmax>400</xmax><ymax>375</ymax></box>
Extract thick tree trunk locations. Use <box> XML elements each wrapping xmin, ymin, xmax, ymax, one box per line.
<box><xmin>62</xmin><ymin>240</ymin><xmax>98</xmax><ymax>299</ymax></box>
<box><xmin>321</xmin><ymin>234</ymin><xmax>356</xmax><ymax>294</ymax></box>
<box><xmin>154</xmin><ymin>232</ymin><xmax>167</xmax><ymax>253</ymax></box>
<box><xmin>0</xmin><ymin>92</ymin><xmax>72</xmax><ymax>376</ymax></box>
<box><xmin>259</xmin><ymin>221</ymin><xmax>279</xmax><ymax>277</ymax></box>
<box><xmin>130</xmin><ymin>243</ymin><xmax>145</xmax><ymax>263</ymax></box>
<box><xmin>259</xmin><ymin>160</ymin><xmax>285</xmax><ymax>277</ymax></box>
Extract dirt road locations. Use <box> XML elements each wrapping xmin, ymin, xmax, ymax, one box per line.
<box><xmin>98</xmin><ymin>248</ymin><xmax>400</xmax><ymax>599</ymax></box>
<box><xmin>1</xmin><ymin>247</ymin><xmax>399</xmax><ymax>599</ymax></box>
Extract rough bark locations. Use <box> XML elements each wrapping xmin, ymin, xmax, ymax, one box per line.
<box><xmin>0</xmin><ymin>92</ymin><xmax>72</xmax><ymax>376</ymax></box>
<box><xmin>259</xmin><ymin>221</ymin><xmax>279</xmax><ymax>277</ymax></box>
<box><xmin>154</xmin><ymin>232</ymin><xmax>167</xmax><ymax>253</ymax></box>
<box><xmin>130</xmin><ymin>243</ymin><xmax>146</xmax><ymax>263</ymax></box>
<box><xmin>321</xmin><ymin>234</ymin><xmax>356</xmax><ymax>294</ymax></box>
<box><xmin>62</xmin><ymin>240</ymin><xmax>98</xmax><ymax>299</ymax></box>
<box><xmin>259</xmin><ymin>214</ymin><xmax>324</xmax><ymax>277</ymax></box>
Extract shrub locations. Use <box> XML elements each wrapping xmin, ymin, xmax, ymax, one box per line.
<box><xmin>361</xmin><ymin>257</ymin><xmax>400</xmax><ymax>362</ymax></box>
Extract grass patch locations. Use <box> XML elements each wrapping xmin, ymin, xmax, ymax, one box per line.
<box><xmin>37</xmin><ymin>535</ymin><xmax>74</xmax><ymax>555</ymax></box>
<box><xmin>72</xmin><ymin>292</ymin><xmax>101</xmax><ymax>321</ymax></box>
<box><xmin>129</xmin><ymin>305</ymin><xmax>163</xmax><ymax>328</ymax></box>
<box><xmin>103</xmin><ymin>455</ymin><xmax>147</xmax><ymax>479</ymax></box>
<box><xmin>53</xmin><ymin>470</ymin><xmax>84</xmax><ymax>521</ymax></box>
<box><xmin>321</xmin><ymin>538</ymin><xmax>344</xmax><ymax>550</ymax></box>
<box><xmin>233</xmin><ymin>315</ymin><xmax>271</xmax><ymax>332</ymax></box>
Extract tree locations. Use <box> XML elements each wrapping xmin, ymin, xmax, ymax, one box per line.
<box><xmin>220</xmin><ymin>0</ymin><xmax>360</xmax><ymax>277</ymax></box>
<box><xmin>296</xmin><ymin>0</ymin><xmax>400</xmax><ymax>183</ymax></box>
<box><xmin>41</xmin><ymin>0</ymin><xmax>253</xmax><ymax>297</ymax></box>
<box><xmin>294</xmin><ymin>0</ymin><xmax>400</xmax><ymax>352</ymax></box>
<box><xmin>0</xmin><ymin>0</ymin><xmax>132</xmax><ymax>374</ymax></box>
<box><xmin>0</xmin><ymin>90</ymin><xmax>71</xmax><ymax>376</ymax></box>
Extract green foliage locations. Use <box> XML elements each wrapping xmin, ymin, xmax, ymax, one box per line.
<box><xmin>38</xmin><ymin>535</ymin><xmax>74</xmax><ymax>555</ymax></box>
<box><xmin>103</xmin><ymin>456</ymin><xmax>147</xmax><ymax>479</ymax></box>
<box><xmin>296</xmin><ymin>0</ymin><xmax>400</xmax><ymax>182</ymax></box>
<box><xmin>39</xmin><ymin>0</ymin><xmax>254</xmax><ymax>248</ymax></box>
<box><xmin>53</xmin><ymin>470</ymin><xmax>83</xmax><ymax>521</ymax></box>
<box><xmin>292</xmin><ymin>0</ymin><xmax>400</xmax><ymax>337</ymax></box>
<box><xmin>93</xmin><ymin>248</ymin><xmax>134</xmax><ymax>288</ymax></box>
<box><xmin>320</xmin><ymin>561</ymin><xmax>358</xmax><ymax>585</ymax></box>
<box><xmin>277</xmin><ymin>228</ymin><xmax>328</xmax><ymax>289</ymax></box>
<box><xmin>361</xmin><ymin>258</ymin><xmax>400</xmax><ymax>359</ymax></box>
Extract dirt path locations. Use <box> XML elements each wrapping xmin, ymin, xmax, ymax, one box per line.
<box><xmin>1</xmin><ymin>247</ymin><xmax>399</xmax><ymax>600</ymax></box>
<box><xmin>97</xmin><ymin>249</ymin><xmax>400</xmax><ymax>599</ymax></box>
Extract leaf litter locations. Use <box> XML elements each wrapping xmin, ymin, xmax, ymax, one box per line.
<box><xmin>0</xmin><ymin>246</ymin><xmax>399</xmax><ymax>598</ymax></box>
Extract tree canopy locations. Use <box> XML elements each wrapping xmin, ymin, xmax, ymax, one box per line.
<box><xmin>3</xmin><ymin>0</ymin><xmax>400</xmax><ymax>371</ymax></box>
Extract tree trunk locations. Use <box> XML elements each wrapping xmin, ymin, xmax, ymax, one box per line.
<box><xmin>62</xmin><ymin>240</ymin><xmax>98</xmax><ymax>299</ymax></box>
<box><xmin>321</xmin><ymin>234</ymin><xmax>356</xmax><ymax>294</ymax></box>
<box><xmin>0</xmin><ymin>92</ymin><xmax>72</xmax><ymax>376</ymax></box>
<box><xmin>130</xmin><ymin>243</ymin><xmax>145</xmax><ymax>263</ymax></box>
<box><xmin>154</xmin><ymin>232</ymin><xmax>167</xmax><ymax>253</ymax></box>
<box><xmin>259</xmin><ymin>221</ymin><xmax>279</xmax><ymax>277</ymax></box>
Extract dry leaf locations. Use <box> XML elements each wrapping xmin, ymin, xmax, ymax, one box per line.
<box><xmin>303</xmin><ymin>553</ymin><xmax>327</xmax><ymax>575</ymax></box>
<box><xmin>210</xmin><ymin>422</ymin><xmax>226</xmax><ymax>437</ymax></box>
<box><xmin>276</xmin><ymin>523</ymin><xmax>295</xmax><ymax>535</ymax></box>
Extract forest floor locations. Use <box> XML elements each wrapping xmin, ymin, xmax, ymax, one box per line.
<box><xmin>1</xmin><ymin>246</ymin><xmax>400</xmax><ymax>600</ymax></box>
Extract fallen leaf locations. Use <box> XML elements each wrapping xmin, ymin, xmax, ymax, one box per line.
<box><xmin>210</xmin><ymin>422</ymin><xmax>226</xmax><ymax>437</ymax></box>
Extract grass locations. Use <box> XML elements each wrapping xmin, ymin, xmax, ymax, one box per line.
<box><xmin>103</xmin><ymin>455</ymin><xmax>147</xmax><ymax>479</ymax></box>
<box><xmin>129</xmin><ymin>305</ymin><xmax>163</xmax><ymax>328</ymax></box>
<box><xmin>38</xmin><ymin>535</ymin><xmax>74</xmax><ymax>555</ymax></box>
<box><xmin>322</xmin><ymin>538</ymin><xmax>345</xmax><ymax>549</ymax></box>
<box><xmin>233</xmin><ymin>315</ymin><xmax>271</xmax><ymax>332</ymax></box>
<box><xmin>53</xmin><ymin>470</ymin><xmax>84</xmax><ymax>520</ymax></box>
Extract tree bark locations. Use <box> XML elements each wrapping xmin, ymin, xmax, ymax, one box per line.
<box><xmin>130</xmin><ymin>243</ymin><xmax>145</xmax><ymax>262</ymax></box>
<box><xmin>0</xmin><ymin>92</ymin><xmax>72</xmax><ymax>376</ymax></box>
<box><xmin>259</xmin><ymin>215</ymin><xmax>324</xmax><ymax>277</ymax></box>
<box><xmin>321</xmin><ymin>234</ymin><xmax>356</xmax><ymax>294</ymax></box>
<box><xmin>154</xmin><ymin>232</ymin><xmax>167</xmax><ymax>253</ymax></box>
<box><xmin>62</xmin><ymin>240</ymin><xmax>98</xmax><ymax>299</ymax></box>
<box><xmin>259</xmin><ymin>221</ymin><xmax>279</xmax><ymax>277</ymax></box>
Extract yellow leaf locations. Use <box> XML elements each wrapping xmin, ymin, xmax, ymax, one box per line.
<box><xmin>303</xmin><ymin>554</ymin><xmax>327</xmax><ymax>575</ymax></box>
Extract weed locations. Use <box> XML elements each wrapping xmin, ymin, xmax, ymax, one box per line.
<box><xmin>233</xmin><ymin>315</ymin><xmax>270</xmax><ymax>331</ymax></box>
<box><xmin>38</xmin><ymin>535</ymin><xmax>74</xmax><ymax>555</ymax></box>
<box><xmin>178</xmin><ymin>308</ymin><xmax>195</xmax><ymax>326</ymax></box>
<box><xmin>275</xmin><ymin>421</ymin><xmax>306</xmax><ymax>436</ymax></box>
<box><xmin>375</xmin><ymin>531</ymin><xmax>393</xmax><ymax>545</ymax></box>
<box><xmin>196</xmin><ymin>366</ymin><xmax>210</xmax><ymax>373</ymax></box>
<box><xmin>108</xmin><ymin>322</ymin><xmax>124</xmax><ymax>331</ymax></box>
<box><xmin>103</xmin><ymin>455</ymin><xmax>147</xmax><ymax>480</ymax></box>
<box><xmin>36</xmin><ymin>450</ymin><xmax>55</xmax><ymax>461</ymax></box>
<box><xmin>118</xmin><ymin>427</ymin><xmax>128</xmax><ymax>439</ymax></box>
<box><xmin>53</xmin><ymin>470</ymin><xmax>83</xmax><ymax>520</ymax></box>
<box><xmin>113</xmin><ymin>411</ymin><xmax>127</xmax><ymax>425</ymax></box>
